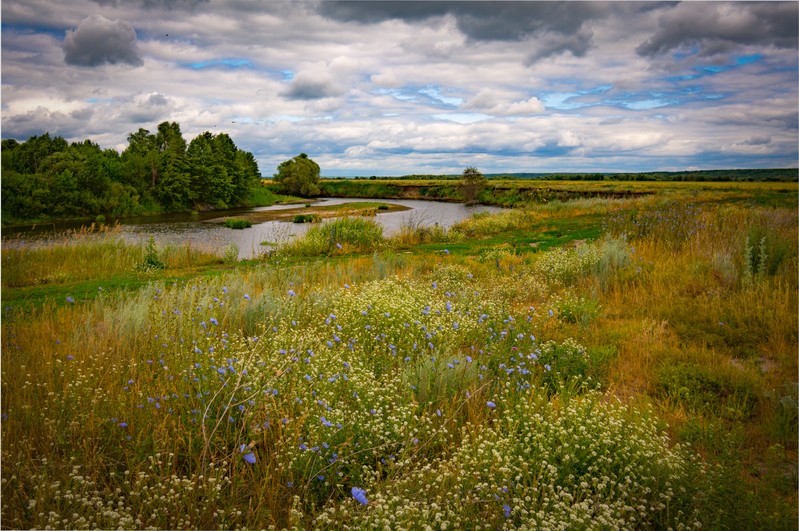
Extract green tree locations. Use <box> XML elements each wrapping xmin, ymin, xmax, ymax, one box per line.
<box><xmin>461</xmin><ymin>166</ymin><xmax>487</xmax><ymax>205</ymax></box>
<box><xmin>274</xmin><ymin>153</ymin><xmax>320</xmax><ymax>197</ymax></box>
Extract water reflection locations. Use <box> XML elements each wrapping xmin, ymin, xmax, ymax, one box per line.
<box><xmin>3</xmin><ymin>199</ymin><xmax>501</xmax><ymax>259</ymax></box>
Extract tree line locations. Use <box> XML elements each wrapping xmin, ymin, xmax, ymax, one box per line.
<box><xmin>1</xmin><ymin>122</ymin><xmax>261</xmax><ymax>224</ymax></box>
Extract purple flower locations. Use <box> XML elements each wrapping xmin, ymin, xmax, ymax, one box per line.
<box><xmin>288</xmin><ymin>289</ymin><xmax>296</xmax><ymax>297</ymax></box>
<box><xmin>243</xmin><ymin>294</ymin><xmax>250</xmax><ymax>300</ymax></box>
<box><xmin>344</xmin><ymin>284</ymin><xmax>350</xmax><ymax>289</ymax></box>
<box><xmin>336</xmin><ymin>243</ymin><xmax>342</xmax><ymax>249</ymax></box>
<box><xmin>487</xmin><ymin>401</ymin><xmax>496</xmax><ymax>409</ymax></box>
<box><xmin>210</xmin><ymin>317</ymin><xmax>218</xmax><ymax>326</ymax></box>
<box><xmin>503</xmin><ymin>504</ymin><xmax>511</xmax><ymax>518</ymax></box>
<box><xmin>66</xmin><ymin>296</ymin><xmax>75</xmax><ymax>303</ymax></box>
<box><xmin>119</xmin><ymin>422</ymin><xmax>128</xmax><ymax>428</ymax></box>
<box><xmin>240</xmin><ymin>444</ymin><xmax>256</xmax><ymax>464</ymax></box>
<box><xmin>351</xmin><ymin>487</ymin><xmax>369</xmax><ymax>505</ymax></box>
<box><xmin>321</xmin><ymin>416</ymin><xmax>334</xmax><ymax>427</ymax></box>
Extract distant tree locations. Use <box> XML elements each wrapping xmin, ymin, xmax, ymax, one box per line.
<box><xmin>274</xmin><ymin>153</ymin><xmax>320</xmax><ymax>197</ymax></box>
<box><xmin>461</xmin><ymin>166</ymin><xmax>487</xmax><ymax>205</ymax></box>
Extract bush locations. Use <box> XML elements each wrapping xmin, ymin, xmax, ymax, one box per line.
<box><xmin>138</xmin><ymin>236</ymin><xmax>166</xmax><ymax>271</ymax></box>
<box><xmin>224</xmin><ymin>218</ymin><xmax>252</xmax><ymax>229</ymax></box>
<box><xmin>292</xmin><ymin>214</ymin><xmax>320</xmax><ymax>224</ymax></box>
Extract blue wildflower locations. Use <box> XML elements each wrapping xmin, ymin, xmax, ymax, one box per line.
<box><xmin>487</xmin><ymin>401</ymin><xmax>496</xmax><ymax>409</ymax></box>
<box><xmin>503</xmin><ymin>504</ymin><xmax>511</xmax><ymax>518</ymax></box>
<box><xmin>66</xmin><ymin>296</ymin><xmax>75</xmax><ymax>304</ymax></box>
<box><xmin>288</xmin><ymin>289</ymin><xmax>296</xmax><ymax>297</ymax></box>
<box><xmin>240</xmin><ymin>444</ymin><xmax>256</xmax><ymax>464</ymax></box>
<box><xmin>351</xmin><ymin>487</ymin><xmax>368</xmax><ymax>505</ymax></box>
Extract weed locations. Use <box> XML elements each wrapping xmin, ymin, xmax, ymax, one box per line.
<box><xmin>224</xmin><ymin>218</ymin><xmax>252</xmax><ymax>229</ymax></box>
<box><xmin>138</xmin><ymin>236</ymin><xmax>166</xmax><ymax>271</ymax></box>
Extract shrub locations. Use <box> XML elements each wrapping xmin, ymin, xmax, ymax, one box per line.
<box><xmin>138</xmin><ymin>236</ymin><xmax>166</xmax><ymax>271</ymax></box>
<box><xmin>224</xmin><ymin>218</ymin><xmax>252</xmax><ymax>229</ymax></box>
<box><xmin>292</xmin><ymin>214</ymin><xmax>320</xmax><ymax>223</ymax></box>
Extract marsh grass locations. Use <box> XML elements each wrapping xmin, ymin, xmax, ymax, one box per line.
<box><xmin>2</xmin><ymin>229</ymin><xmax>221</xmax><ymax>289</ymax></box>
<box><xmin>2</xmin><ymin>187</ymin><xmax>796</xmax><ymax>529</ymax></box>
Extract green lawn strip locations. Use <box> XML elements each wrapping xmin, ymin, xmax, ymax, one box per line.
<box><xmin>1</xmin><ymin>263</ymin><xmax>253</xmax><ymax>312</ymax></box>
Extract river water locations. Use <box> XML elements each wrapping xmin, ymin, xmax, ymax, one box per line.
<box><xmin>2</xmin><ymin>198</ymin><xmax>501</xmax><ymax>259</ymax></box>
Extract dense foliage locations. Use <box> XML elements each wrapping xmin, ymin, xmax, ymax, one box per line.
<box><xmin>273</xmin><ymin>152</ymin><xmax>321</xmax><ymax>197</ymax></box>
<box><xmin>1</xmin><ymin>122</ymin><xmax>261</xmax><ymax>223</ymax></box>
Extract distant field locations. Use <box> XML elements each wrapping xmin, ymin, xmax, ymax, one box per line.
<box><xmin>306</xmin><ymin>178</ymin><xmax>799</xmax><ymax>208</ymax></box>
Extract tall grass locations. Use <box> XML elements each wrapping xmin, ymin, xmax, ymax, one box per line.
<box><xmin>278</xmin><ymin>217</ymin><xmax>384</xmax><ymax>257</ymax></box>
<box><xmin>2</xmin><ymin>232</ymin><xmax>222</xmax><ymax>289</ymax></box>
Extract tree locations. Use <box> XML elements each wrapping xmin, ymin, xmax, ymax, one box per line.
<box><xmin>273</xmin><ymin>153</ymin><xmax>320</xmax><ymax>197</ymax></box>
<box><xmin>461</xmin><ymin>166</ymin><xmax>487</xmax><ymax>205</ymax></box>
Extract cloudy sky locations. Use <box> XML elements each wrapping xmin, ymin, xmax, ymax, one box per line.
<box><xmin>2</xmin><ymin>1</ymin><xmax>797</xmax><ymax>176</ymax></box>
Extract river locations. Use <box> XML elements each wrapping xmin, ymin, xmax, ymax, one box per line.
<box><xmin>2</xmin><ymin>198</ymin><xmax>501</xmax><ymax>259</ymax></box>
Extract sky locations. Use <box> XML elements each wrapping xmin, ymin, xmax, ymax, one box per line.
<box><xmin>2</xmin><ymin>1</ymin><xmax>798</xmax><ymax>177</ymax></box>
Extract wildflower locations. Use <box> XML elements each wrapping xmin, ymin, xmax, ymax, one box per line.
<box><xmin>336</xmin><ymin>243</ymin><xmax>342</xmax><ymax>249</ymax></box>
<box><xmin>222</xmin><ymin>286</ymin><xmax>228</xmax><ymax>293</ymax></box>
<box><xmin>288</xmin><ymin>289</ymin><xmax>296</xmax><ymax>297</ymax></box>
<box><xmin>487</xmin><ymin>401</ymin><xmax>496</xmax><ymax>409</ymax></box>
<box><xmin>210</xmin><ymin>317</ymin><xmax>218</xmax><ymax>326</ymax></box>
<box><xmin>243</xmin><ymin>294</ymin><xmax>250</xmax><ymax>300</ymax></box>
<box><xmin>443</xmin><ymin>249</ymin><xmax>449</xmax><ymax>254</ymax></box>
<box><xmin>344</xmin><ymin>283</ymin><xmax>350</xmax><ymax>289</ymax></box>
<box><xmin>544</xmin><ymin>364</ymin><xmax>551</xmax><ymax>371</ymax></box>
<box><xmin>453</xmin><ymin>322</ymin><xmax>459</xmax><ymax>330</ymax></box>
<box><xmin>119</xmin><ymin>422</ymin><xmax>128</xmax><ymax>428</ymax></box>
<box><xmin>351</xmin><ymin>487</ymin><xmax>369</xmax><ymax>505</ymax></box>
<box><xmin>67</xmin><ymin>355</ymin><xmax>74</xmax><ymax>360</ymax></box>
<box><xmin>66</xmin><ymin>296</ymin><xmax>75</xmax><ymax>303</ymax></box>
<box><xmin>503</xmin><ymin>504</ymin><xmax>512</xmax><ymax>518</ymax></box>
<box><xmin>240</xmin><ymin>444</ymin><xmax>256</xmax><ymax>464</ymax></box>
<box><xmin>321</xmin><ymin>416</ymin><xmax>334</xmax><ymax>428</ymax></box>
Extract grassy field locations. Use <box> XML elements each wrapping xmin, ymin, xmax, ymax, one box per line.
<box><xmin>316</xmin><ymin>178</ymin><xmax>799</xmax><ymax>209</ymax></box>
<box><xmin>2</xmin><ymin>182</ymin><xmax>797</xmax><ymax>529</ymax></box>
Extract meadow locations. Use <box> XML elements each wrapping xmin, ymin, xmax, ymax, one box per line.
<box><xmin>1</xmin><ymin>181</ymin><xmax>797</xmax><ymax>529</ymax></box>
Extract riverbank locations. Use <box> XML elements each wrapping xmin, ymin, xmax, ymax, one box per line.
<box><xmin>313</xmin><ymin>178</ymin><xmax>799</xmax><ymax>208</ymax></box>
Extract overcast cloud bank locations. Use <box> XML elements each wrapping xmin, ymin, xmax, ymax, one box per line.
<box><xmin>2</xmin><ymin>1</ymin><xmax>797</xmax><ymax>175</ymax></box>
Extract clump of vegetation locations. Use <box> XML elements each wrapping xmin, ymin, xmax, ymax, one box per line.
<box><xmin>138</xmin><ymin>236</ymin><xmax>166</xmax><ymax>271</ymax></box>
<box><xmin>224</xmin><ymin>218</ymin><xmax>252</xmax><ymax>229</ymax></box>
<box><xmin>292</xmin><ymin>213</ymin><xmax>320</xmax><ymax>223</ymax></box>
<box><xmin>460</xmin><ymin>166</ymin><xmax>488</xmax><ymax>205</ymax></box>
<box><xmin>280</xmin><ymin>217</ymin><xmax>384</xmax><ymax>256</ymax></box>
<box><xmin>1</xmin><ymin>122</ymin><xmax>262</xmax><ymax>223</ymax></box>
<box><xmin>273</xmin><ymin>153</ymin><xmax>321</xmax><ymax>197</ymax></box>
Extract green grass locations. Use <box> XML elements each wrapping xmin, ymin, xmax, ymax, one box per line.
<box><xmin>223</xmin><ymin>218</ymin><xmax>252</xmax><ymax>229</ymax></box>
<box><xmin>2</xmin><ymin>182</ymin><xmax>797</xmax><ymax>529</ymax></box>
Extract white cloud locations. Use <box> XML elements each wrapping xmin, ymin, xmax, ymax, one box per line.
<box><xmin>1</xmin><ymin>0</ymin><xmax>796</xmax><ymax>174</ymax></box>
